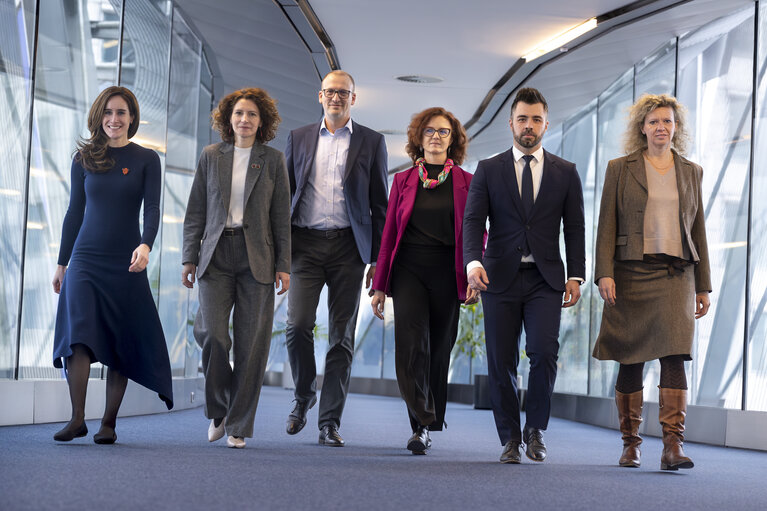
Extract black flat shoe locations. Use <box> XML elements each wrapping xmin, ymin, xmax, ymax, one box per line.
<box><xmin>318</xmin><ymin>425</ymin><xmax>345</xmax><ymax>447</ymax></box>
<box><xmin>286</xmin><ymin>395</ymin><xmax>317</xmax><ymax>435</ymax></box>
<box><xmin>523</xmin><ymin>425</ymin><xmax>546</xmax><ymax>462</ymax></box>
<box><xmin>53</xmin><ymin>421</ymin><xmax>88</xmax><ymax>442</ymax></box>
<box><xmin>406</xmin><ymin>426</ymin><xmax>431</xmax><ymax>455</ymax></box>
<box><xmin>93</xmin><ymin>426</ymin><xmax>117</xmax><ymax>445</ymax></box>
<box><xmin>500</xmin><ymin>440</ymin><xmax>522</xmax><ymax>464</ymax></box>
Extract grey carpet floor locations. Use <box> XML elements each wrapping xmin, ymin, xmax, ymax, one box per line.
<box><xmin>1</xmin><ymin>386</ymin><xmax>765</xmax><ymax>511</ymax></box>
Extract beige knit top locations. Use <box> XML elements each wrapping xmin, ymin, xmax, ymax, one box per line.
<box><xmin>643</xmin><ymin>157</ymin><xmax>688</xmax><ymax>259</ymax></box>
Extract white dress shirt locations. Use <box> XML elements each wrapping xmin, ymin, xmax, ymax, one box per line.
<box><xmin>226</xmin><ymin>145</ymin><xmax>250</xmax><ymax>228</ymax></box>
<box><xmin>293</xmin><ymin>118</ymin><xmax>352</xmax><ymax>230</ymax></box>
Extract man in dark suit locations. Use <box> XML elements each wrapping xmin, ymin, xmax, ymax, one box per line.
<box><xmin>284</xmin><ymin>70</ymin><xmax>388</xmax><ymax>446</ymax></box>
<box><xmin>463</xmin><ymin>88</ymin><xmax>585</xmax><ymax>463</ymax></box>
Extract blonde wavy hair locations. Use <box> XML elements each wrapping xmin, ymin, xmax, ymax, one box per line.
<box><xmin>623</xmin><ymin>94</ymin><xmax>690</xmax><ymax>155</ymax></box>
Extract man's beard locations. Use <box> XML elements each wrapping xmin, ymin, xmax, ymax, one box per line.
<box><xmin>514</xmin><ymin>130</ymin><xmax>541</xmax><ymax>148</ymax></box>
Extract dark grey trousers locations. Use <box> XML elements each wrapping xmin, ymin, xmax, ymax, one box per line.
<box><xmin>285</xmin><ymin>228</ymin><xmax>365</xmax><ymax>429</ymax></box>
<box><xmin>194</xmin><ymin>234</ymin><xmax>274</xmax><ymax>438</ymax></box>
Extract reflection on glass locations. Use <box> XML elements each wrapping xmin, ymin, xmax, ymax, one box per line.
<box><xmin>559</xmin><ymin>99</ymin><xmax>597</xmax><ymax>396</ymax></box>
<box><xmin>746</xmin><ymin>2</ymin><xmax>767</xmax><ymax>411</ymax></box>
<box><xmin>0</xmin><ymin>0</ymin><xmax>34</xmax><ymax>378</ymax></box>
<box><xmin>635</xmin><ymin>39</ymin><xmax>676</xmax><ymax>97</ymax></box>
<box><xmin>677</xmin><ymin>8</ymin><xmax>754</xmax><ymax>408</ymax></box>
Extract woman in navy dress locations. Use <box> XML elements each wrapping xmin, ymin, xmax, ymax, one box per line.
<box><xmin>52</xmin><ymin>86</ymin><xmax>173</xmax><ymax>444</ymax></box>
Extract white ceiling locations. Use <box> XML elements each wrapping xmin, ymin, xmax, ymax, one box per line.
<box><xmin>180</xmin><ymin>0</ymin><xmax>755</xmax><ymax>170</ymax></box>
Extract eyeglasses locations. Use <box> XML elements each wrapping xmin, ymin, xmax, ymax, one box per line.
<box><xmin>424</xmin><ymin>127</ymin><xmax>451</xmax><ymax>138</ymax></box>
<box><xmin>321</xmin><ymin>88</ymin><xmax>352</xmax><ymax>99</ymax></box>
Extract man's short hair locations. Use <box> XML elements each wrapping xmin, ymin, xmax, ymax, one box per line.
<box><xmin>510</xmin><ymin>88</ymin><xmax>548</xmax><ymax>116</ymax></box>
<box><xmin>323</xmin><ymin>70</ymin><xmax>356</xmax><ymax>91</ymax></box>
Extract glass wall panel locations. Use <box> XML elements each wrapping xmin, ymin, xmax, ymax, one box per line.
<box><xmin>634</xmin><ymin>39</ymin><xmax>676</xmax><ymax>97</ymax></box>
<box><xmin>589</xmin><ymin>71</ymin><xmax>634</xmax><ymax>397</ymax></box>
<box><xmin>18</xmin><ymin>0</ymin><xmax>121</xmax><ymax>378</ymax></box>
<box><xmin>163</xmin><ymin>8</ymin><xmax>201</xmax><ymax>375</ymax></box>
<box><xmin>0</xmin><ymin>0</ymin><xmax>35</xmax><ymax>378</ymax></box>
<box><xmin>747</xmin><ymin>3</ymin><xmax>767</xmax><ymax>411</ymax></box>
<box><xmin>351</xmin><ymin>290</ymin><xmax>384</xmax><ymax>378</ymax></box>
<box><xmin>677</xmin><ymin>8</ymin><xmax>754</xmax><ymax>408</ymax></box>
<box><xmin>557</xmin><ymin>100</ymin><xmax>597</xmax><ymax>395</ymax></box>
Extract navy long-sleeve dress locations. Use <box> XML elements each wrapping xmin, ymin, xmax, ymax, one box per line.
<box><xmin>53</xmin><ymin>142</ymin><xmax>173</xmax><ymax>409</ymax></box>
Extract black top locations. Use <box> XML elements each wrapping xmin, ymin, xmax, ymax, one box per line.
<box><xmin>402</xmin><ymin>163</ymin><xmax>455</xmax><ymax>247</ymax></box>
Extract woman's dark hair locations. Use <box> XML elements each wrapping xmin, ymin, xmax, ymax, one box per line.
<box><xmin>405</xmin><ymin>107</ymin><xmax>468</xmax><ymax>165</ymax></box>
<box><xmin>212</xmin><ymin>88</ymin><xmax>281</xmax><ymax>144</ymax></box>
<box><xmin>76</xmin><ymin>86</ymin><xmax>140</xmax><ymax>172</ymax></box>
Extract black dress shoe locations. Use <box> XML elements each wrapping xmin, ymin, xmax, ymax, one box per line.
<box><xmin>523</xmin><ymin>425</ymin><xmax>547</xmax><ymax>462</ymax></box>
<box><xmin>500</xmin><ymin>440</ymin><xmax>522</xmax><ymax>464</ymax></box>
<box><xmin>53</xmin><ymin>421</ymin><xmax>88</xmax><ymax>442</ymax></box>
<box><xmin>318</xmin><ymin>425</ymin><xmax>345</xmax><ymax>447</ymax></box>
<box><xmin>286</xmin><ymin>395</ymin><xmax>317</xmax><ymax>435</ymax></box>
<box><xmin>406</xmin><ymin>426</ymin><xmax>431</xmax><ymax>455</ymax></box>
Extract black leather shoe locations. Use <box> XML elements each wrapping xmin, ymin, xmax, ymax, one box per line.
<box><xmin>406</xmin><ymin>426</ymin><xmax>431</xmax><ymax>455</ymax></box>
<box><xmin>523</xmin><ymin>425</ymin><xmax>547</xmax><ymax>462</ymax></box>
<box><xmin>93</xmin><ymin>425</ymin><xmax>117</xmax><ymax>445</ymax></box>
<box><xmin>318</xmin><ymin>425</ymin><xmax>345</xmax><ymax>447</ymax></box>
<box><xmin>286</xmin><ymin>395</ymin><xmax>317</xmax><ymax>435</ymax></box>
<box><xmin>53</xmin><ymin>421</ymin><xmax>88</xmax><ymax>442</ymax></box>
<box><xmin>500</xmin><ymin>440</ymin><xmax>522</xmax><ymax>464</ymax></box>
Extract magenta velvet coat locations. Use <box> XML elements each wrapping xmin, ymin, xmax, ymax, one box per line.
<box><xmin>372</xmin><ymin>164</ymin><xmax>472</xmax><ymax>302</ymax></box>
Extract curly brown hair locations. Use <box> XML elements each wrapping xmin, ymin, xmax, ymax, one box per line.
<box><xmin>76</xmin><ymin>86</ymin><xmax>140</xmax><ymax>172</ymax></box>
<box><xmin>624</xmin><ymin>94</ymin><xmax>690</xmax><ymax>155</ymax></box>
<box><xmin>212</xmin><ymin>88</ymin><xmax>281</xmax><ymax>144</ymax></box>
<box><xmin>405</xmin><ymin>107</ymin><xmax>468</xmax><ymax>165</ymax></box>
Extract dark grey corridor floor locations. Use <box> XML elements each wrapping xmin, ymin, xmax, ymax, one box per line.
<box><xmin>1</xmin><ymin>386</ymin><xmax>765</xmax><ymax>510</ymax></box>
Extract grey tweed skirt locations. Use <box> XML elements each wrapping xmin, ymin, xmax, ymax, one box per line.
<box><xmin>592</xmin><ymin>259</ymin><xmax>695</xmax><ymax>364</ymax></box>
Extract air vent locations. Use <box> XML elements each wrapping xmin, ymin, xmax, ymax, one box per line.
<box><xmin>396</xmin><ymin>75</ymin><xmax>443</xmax><ymax>84</ymax></box>
<box><xmin>378</xmin><ymin>129</ymin><xmax>406</xmax><ymax>135</ymax></box>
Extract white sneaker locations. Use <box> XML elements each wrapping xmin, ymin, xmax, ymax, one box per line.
<box><xmin>208</xmin><ymin>417</ymin><xmax>226</xmax><ymax>442</ymax></box>
<box><xmin>226</xmin><ymin>435</ymin><xmax>246</xmax><ymax>449</ymax></box>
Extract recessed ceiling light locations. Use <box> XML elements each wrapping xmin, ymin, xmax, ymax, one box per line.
<box><xmin>396</xmin><ymin>75</ymin><xmax>443</xmax><ymax>84</ymax></box>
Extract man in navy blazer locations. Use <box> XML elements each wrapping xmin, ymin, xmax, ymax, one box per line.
<box><xmin>284</xmin><ymin>70</ymin><xmax>388</xmax><ymax>446</ymax></box>
<box><xmin>463</xmin><ymin>88</ymin><xmax>585</xmax><ymax>464</ymax></box>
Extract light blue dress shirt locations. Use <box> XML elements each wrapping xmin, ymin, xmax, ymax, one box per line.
<box><xmin>293</xmin><ymin>118</ymin><xmax>353</xmax><ymax>230</ymax></box>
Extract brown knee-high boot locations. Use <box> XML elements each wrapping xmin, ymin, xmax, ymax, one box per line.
<box><xmin>658</xmin><ymin>386</ymin><xmax>694</xmax><ymax>470</ymax></box>
<box><xmin>615</xmin><ymin>388</ymin><xmax>642</xmax><ymax>467</ymax></box>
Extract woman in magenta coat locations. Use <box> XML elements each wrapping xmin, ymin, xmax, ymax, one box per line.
<box><xmin>371</xmin><ymin>107</ymin><xmax>479</xmax><ymax>454</ymax></box>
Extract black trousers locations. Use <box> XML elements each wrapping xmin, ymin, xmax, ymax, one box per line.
<box><xmin>285</xmin><ymin>227</ymin><xmax>366</xmax><ymax>429</ymax></box>
<box><xmin>482</xmin><ymin>265</ymin><xmax>562</xmax><ymax>444</ymax></box>
<box><xmin>391</xmin><ymin>244</ymin><xmax>460</xmax><ymax>432</ymax></box>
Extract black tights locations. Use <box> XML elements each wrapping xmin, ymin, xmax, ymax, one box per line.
<box><xmin>58</xmin><ymin>344</ymin><xmax>127</xmax><ymax>435</ymax></box>
<box><xmin>615</xmin><ymin>355</ymin><xmax>688</xmax><ymax>394</ymax></box>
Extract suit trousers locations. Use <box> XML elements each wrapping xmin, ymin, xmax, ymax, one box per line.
<box><xmin>285</xmin><ymin>227</ymin><xmax>366</xmax><ymax>429</ymax></box>
<box><xmin>481</xmin><ymin>265</ymin><xmax>562</xmax><ymax>444</ymax></box>
<box><xmin>391</xmin><ymin>244</ymin><xmax>459</xmax><ymax>432</ymax></box>
<box><xmin>194</xmin><ymin>233</ymin><xmax>274</xmax><ymax>438</ymax></box>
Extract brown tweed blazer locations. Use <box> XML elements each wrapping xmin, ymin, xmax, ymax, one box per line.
<box><xmin>594</xmin><ymin>149</ymin><xmax>712</xmax><ymax>293</ymax></box>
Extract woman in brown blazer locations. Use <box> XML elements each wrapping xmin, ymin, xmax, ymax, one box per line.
<box><xmin>593</xmin><ymin>94</ymin><xmax>711</xmax><ymax>470</ymax></box>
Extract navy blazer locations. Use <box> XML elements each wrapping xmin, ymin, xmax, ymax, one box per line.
<box><xmin>463</xmin><ymin>148</ymin><xmax>585</xmax><ymax>293</ymax></box>
<box><xmin>285</xmin><ymin>120</ymin><xmax>388</xmax><ymax>264</ymax></box>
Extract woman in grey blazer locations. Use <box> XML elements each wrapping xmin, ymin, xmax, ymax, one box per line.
<box><xmin>182</xmin><ymin>88</ymin><xmax>291</xmax><ymax>448</ymax></box>
<box><xmin>593</xmin><ymin>94</ymin><xmax>711</xmax><ymax>470</ymax></box>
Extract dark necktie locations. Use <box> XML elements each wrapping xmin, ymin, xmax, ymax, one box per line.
<box><xmin>521</xmin><ymin>155</ymin><xmax>535</xmax><ymax>217</ymax></box>
<box><xmin>521</xmin><ymin>155</ymin><xmax>534</xmax><ymax>256</ymax></box>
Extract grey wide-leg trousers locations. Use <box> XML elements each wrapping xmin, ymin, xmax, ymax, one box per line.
<box><xmin>194</xmin><ymin>233</ymin><xmax>274</xmax><ymax>438</ymax></box>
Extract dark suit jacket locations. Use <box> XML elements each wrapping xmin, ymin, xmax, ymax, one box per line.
<box><xmin>372</xmin><ymin>165</ymin><xmax>472</xmax><ymax>301</ymax></box>
<box><xmin>463</xmin><ymin>148</ymin><xmax>585</xmax><ymax>294</ymax></box>
<box><xmin>593</xmin><ymin>149</ymin><xmax>712</xmax><ymax>292</ymax></box>
<box><xmin>285</xmin><ymin>121</ymin><xmax>388</xmax><ymax>264</ymax></box>
<box><xmin>182</xmin><ymin>142</ymin><xmax>291</xmax><ymax>284</ymax></box>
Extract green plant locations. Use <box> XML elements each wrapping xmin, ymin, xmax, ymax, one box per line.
<box><xmin>455</xmin><ymin>301</ymin><xmax>486</xmax><ymax>360</ymax></box>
